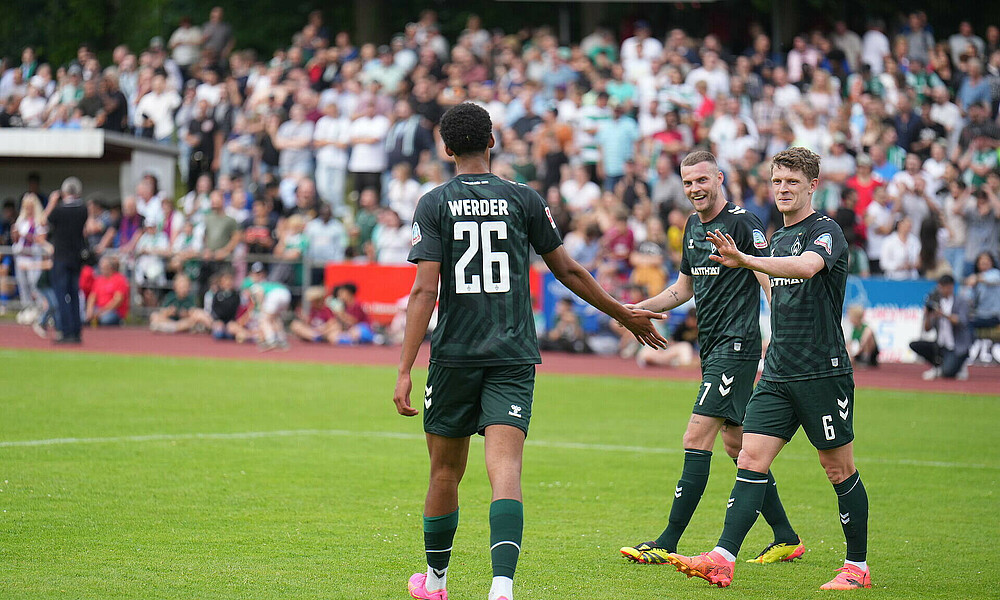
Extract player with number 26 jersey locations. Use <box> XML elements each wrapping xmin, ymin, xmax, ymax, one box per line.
<box><xmin>408</xmin><ymin>174</ymin><xmax>562</xmax><ymax>367</ymax></box>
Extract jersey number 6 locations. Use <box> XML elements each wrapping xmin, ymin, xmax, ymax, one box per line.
<box><xmin>454</xmin><ymin>221</ymin><xmax>511</xmax><ymax>294</ymax></box>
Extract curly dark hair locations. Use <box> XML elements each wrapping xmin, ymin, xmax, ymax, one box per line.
<box><xmin>439</xmin><ymin>102</ymin><xmax>493</xmax><ymax>156</ymax></box>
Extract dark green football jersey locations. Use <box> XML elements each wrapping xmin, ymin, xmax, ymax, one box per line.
<box><xmin>680</xmin><ymin>202</ymin><xmax>768</xmax><ymax>363</ymax></box>
<box><xmin>408</xmin><ymin>173</ymin><xmax>563</xmax><ymax>367</ymax></box>
<box><xmin>762</xmin><ymin>212</ymin><xmax>853</xmax><ymax>382</ymax></box>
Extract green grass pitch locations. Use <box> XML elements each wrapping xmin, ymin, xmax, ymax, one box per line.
<box><xmin>1</xmin><ymin>349</ymin><xmax>997</xmax><ymax>599</ymax></box>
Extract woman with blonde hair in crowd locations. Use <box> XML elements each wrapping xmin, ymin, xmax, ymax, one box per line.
<box><xmin>12</xmin><ymin>193</ymin><xmax>48</xmax><ymax>319</ymax></box>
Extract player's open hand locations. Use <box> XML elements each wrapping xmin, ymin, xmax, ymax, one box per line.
<box><xmin>619</xmin><ymin>308</ymin><xmax>669</xmax><ymax>349</ymax></box>
<box><xmin>706</xmin><ymin>230</ymin><xmax>747</xmax><ymax>268</ymax></box>
<box><xmin>392</xmin><ymin>372</ymin><xmax>419</xmax><ymax>417</ymax></box>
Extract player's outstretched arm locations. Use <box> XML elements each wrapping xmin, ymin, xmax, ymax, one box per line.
<box><xmin>393</xmin><ymin>260</ymin><xmax>441</xmax><ymax>417</ymax></box>
<box><xmin>634</xmin><ymin>273</ymin><xmax>694</xmax><ymax>313</ymax></box>
<box><xmin>706</xmin><ymin>230</ymin><xmax>825</xmax><ymax>280</ymax></box>
<box><xmin>541</xmin><ymin>246</ymin><xmax>669</xmax><ymax>349</ymax></box>
<box><xmin>754</xmin><ymin>271</ymin><xmax>772</xmax><ymax>305</ymax></box>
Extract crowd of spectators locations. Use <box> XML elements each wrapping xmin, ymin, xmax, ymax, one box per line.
<box><xmin>2</xmin><ymin>8</ymin><xmax>1000</xmax><ymax>352</ymax></box>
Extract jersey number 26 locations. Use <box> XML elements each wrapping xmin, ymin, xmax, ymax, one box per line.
<box><xmin>454</xmin><ymin>221</ymin><xmax>511</xmax><ymax>294</ymax></box>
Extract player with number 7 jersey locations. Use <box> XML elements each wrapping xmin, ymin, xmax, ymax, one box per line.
<box><xmin>393</xmin><ymin>102</ymin><xmax>667</xmax><ymax>600</ymax></box>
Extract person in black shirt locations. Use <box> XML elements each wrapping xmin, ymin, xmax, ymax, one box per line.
<box><xmin>99</xmin><ymin>71</ymin><xmax>129</xmax><ymax>133</ymax></box>
<box><xmin>43</xmin><ymin>177</ymin><xmax>88</xmax><ymax>343</ymax></box>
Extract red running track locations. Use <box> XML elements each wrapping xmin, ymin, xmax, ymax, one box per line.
<box><xmin>1</xmin><ymin>323</ymin><xmax>997</xmax><ymax>396</ymax></box>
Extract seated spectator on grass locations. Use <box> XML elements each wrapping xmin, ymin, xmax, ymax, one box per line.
<box><xmin>205</xmin><ymin>268</ymin><xmax>241</xmax><ymax>339</ymax></box>
<box><xmin>327</xmin><ymin>282</ymin><xmax>374</xmax><ymax>344</ymax></box>
<box><xmin>636</xmin><ymin>308</ymin><xmax>699</xmax><ymax>368</ymax></box>
<box><xmin>149</xmin><ymin>274</ymin><xmax>209</xmax><ymax>333</ymax></box>
<box><xmin>846</xmin><ymin>304</ymin><xmax>880</xmax><ymax>367</ymax></box>
<box><xmin>243</xmin><ymin>262</ymin><xmax>291</xmax><ymax>350</ymax></box>
<box><xmin>289</xmin><ymin>286</ymin><xmax>339</xmax><ymax>343</ymax></box>
<box><xmin>86</xmin><ymin>255</ymin><xmax>129</xmax><ymax>326</ymax></box>
<box><xmin>539</xmin><ymin>298</ymin><xmax>590</xmax><ymax>354</ymax></box>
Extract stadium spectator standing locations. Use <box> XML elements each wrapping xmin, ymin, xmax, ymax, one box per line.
<box><xmin>44</xmin><ymin>177</ymin><xmax>87</xmax><ymax>343</ymax></box>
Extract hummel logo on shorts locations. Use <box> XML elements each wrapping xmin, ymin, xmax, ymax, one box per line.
<box><xmin>508</xmin><ymin>404</ymin><xmax>523</xmax><ymax>418</ymax></box>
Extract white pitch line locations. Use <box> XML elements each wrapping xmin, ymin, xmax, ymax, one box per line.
<box><xmin>0</xmin><ymin>429</ymin><xmax>994</xmax><ymax>471</ymax></box>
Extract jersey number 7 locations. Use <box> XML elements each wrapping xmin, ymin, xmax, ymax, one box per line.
<box><xmin>454</xmin><ymin>221</ymin><xmax>511</xmax><ymax>294</ymax></box>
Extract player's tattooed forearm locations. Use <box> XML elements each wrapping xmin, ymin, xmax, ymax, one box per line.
<box><xmin>668</xmin><ymin>289</ymin><xmax>679</xmax><ymax>303</ymax></box>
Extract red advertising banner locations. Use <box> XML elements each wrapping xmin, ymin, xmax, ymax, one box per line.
<box><xmin>323</xmin><ymin>262</ymin><xmax>544</xmax><ymax>326</ymax></box>
<box><xmin>324</xmin><ymin>263</ymin><xmax>417</xmax><ymax>326</ymax></box>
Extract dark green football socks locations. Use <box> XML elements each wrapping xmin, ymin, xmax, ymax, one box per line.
<box><xmin>716</xmin><ymin>468</ymin><xmax>769</xmax><ymax>558</ymax></box>
<box><xmin>759</xmin><ymin>469</ymin><xmax>799</xmax><ymax>545</ymax></box>
<box><xmin>655</xmin><ymin>449</ymin><xmax>712</xmax><ymax>551</ymax></box>
<box><xmin>423</xmin><ymin>509</ymin><xmax>459</xmax><ymax>590</ymax></box>
<box><xmin>489</xmin><ymin>499</ymin><xmax>523</xmax><ymax>579</ymax></box>
<box><xmin>834</xmin><ymin>470</ymin><xmax>869</xmax><ymax>562</ymax></box>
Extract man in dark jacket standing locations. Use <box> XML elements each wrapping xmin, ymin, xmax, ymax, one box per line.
<box><xmin>45</xmin><ymin>177</ymin><xmax>88</xmax><ymax>343</ymax></box>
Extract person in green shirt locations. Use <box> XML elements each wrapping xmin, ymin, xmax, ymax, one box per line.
<box><xmin>242</xmin><ymin>262</ymin><xmax>291</xmax><ymax>350</ymax></box>
<box><xmin>394</xmin><ymin>102</ymin><xmax>667</xmax><ymax>600</ymax></box>
<box><xmin>149</xmin><ymin>274</ymin><xmax>209</xmax><ymax>333</ymax></box>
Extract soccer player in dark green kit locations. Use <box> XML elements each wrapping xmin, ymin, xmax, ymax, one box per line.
<box><xmin>620</xmin><ymin>151</ymin><xmax>803</xmax><ymax>565</ymax></box>
<box><xmin>664</xmin><ymin>147</ymin><xmax>871</xmax><ymax>591</ymax></box>
<box><xmin>392</xmin><ymin>102</ymin><xmax>667</xmax><ymax>600</ymax></box>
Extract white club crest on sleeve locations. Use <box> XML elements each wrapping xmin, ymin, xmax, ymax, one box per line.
<box><xmin>411</xmin><ymin>222</ymin><xmax>422</xmax><ymax>246</ymax></box>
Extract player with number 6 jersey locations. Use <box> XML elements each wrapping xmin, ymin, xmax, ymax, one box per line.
<box><xmin>663</xmin><ymin>147</ymin><xmax>871</xmax><ymax>592</ymax></box>
<box><xmin>620</xmin><ymin>151</ymin><xmax>803</xmax><ymax>568</ymax></box>
<box><xmin>392</xmin><ymin>102</ymin><xmax>667</xmax><ymax>600</ymax></box>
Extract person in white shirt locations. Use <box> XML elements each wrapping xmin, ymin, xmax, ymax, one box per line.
<box><xmin>386</xmin><ymin>163</ymin><xmax>422</xmax><ymax>223</ymax></box>
<box><xmin>134</xmin><ymin>178</ymin><xmax>164</xmax><ymax>225</ymax></box>
<box><xmin>348</xmin><ymin>101</ymin><xmax>390</xmax><ymax>197</ymax></box>
<box><xmin>685</xmin><ymin>50</ymin><xmax>729</xmax><ymax>99</ymax></box>
<box><xmin>313</xmin><ymin>101</ymin><xmax>350</xmax><ymax>216</ymax></box>
<box><xmin>771</xmin><ymin>67</ymin><xmax>801</xmax><ymax>110</ymax></box>
<box><xmin>708</xmin><ymin>97</ymin><xmax>759</xmax><ymax>148</ymax></box>
<box><xmin>560</xmin><ymin>163</ymin><xmax>602</xmax><ymax>216</ymax></box>
<box><xmin>134</xmin><ymin>74</ymin><xmax>181</xmax><ymax>142</ymax></box>
<box><xmin>928</xmin><ymin>87</ymin><xmax>963</xmax><ymax>142</ymax></box>
<box><xmin>861</xmin><ymin>20</ymin><xmax>890</xmax><ymax>74</ymax></box>
<box><xmin>168</xmin><ymin>17</ymin><xmax>202</xmax><ymax>74</ymax></box>
<box><xmin>949</xmin><ymin>21</ymin><xmax>985</xmax><ymax>66</ymax></box>
<box><xmin>865</xmin><ymin>186</ymin><xmax>895</xmax><ymax>274</ymax></box>
<box><xmin>831</xmin><ymin>21</ymin><xmax>864</xmax><ymax>72</ymax></box>
<box><xmin>879</xmin><ymin>216</ymin><xmax>920</xmax><ymax>280</ymax></box>
<box><xmin>18</xmin><ymin>83</ymin><xmax>47</xmax><ymax>127</ymax></box>
<box><xmin>372</xmin><ymin>208</ymin><xmax>411</xmax><ymax>264</ymax></box>
<box><xmin>888</xmin><ymin>153</ymin><xmax>937</xmax><ymax>233</ymax></box>
<box><xmin>620</xmin><ymin>21</ymin><xmax>663</xmax><ymax>67</ymax></box>
<box><xmin>276</xmin><ymin>104</ymin><xmax>315</xmax><ymax>177</ymax></box>
<box><xmin>194</xmin><ymin>67</ymin><xmax>223</xmax><ymax>107</ymax></box>
<box><xmin>304</xmin><ymin>203</ymin><xmax>348</xmax><ymax>263</ymax></box>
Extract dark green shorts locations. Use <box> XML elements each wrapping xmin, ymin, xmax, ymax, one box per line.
<box><xmin>423</xmin><ymin>363</ymin><xmax>535</xmax><ymax>438</ymax></box>
<box><xmin>742</xmin><ymin>374</ymin><xmax>855</xmax><ymax>450</ymax></box>
<box><xmin>691</xmin><ymin>359</ymin><xmax>759</xmax><ymax>426</ymax></box>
